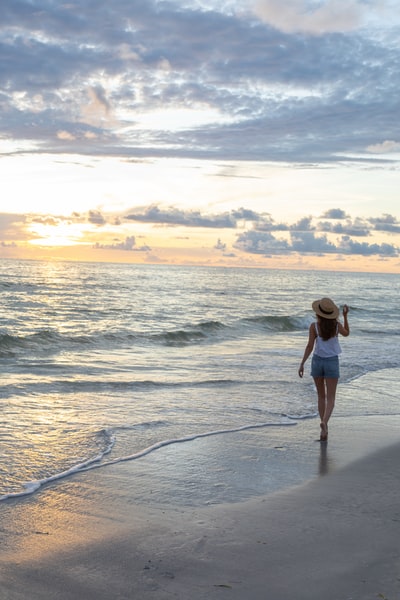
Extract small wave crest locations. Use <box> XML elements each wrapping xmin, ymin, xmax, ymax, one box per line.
<box><xmin>0</xmin><ymin>320</ymin><xmax>229</xmax><ymax>356</ymax></box>
<box><xmin>151</xmin><ymin>320</ymin><xmax>228</xmax><ymax>346</ymax></box>
<box><xmin>0</xmin><ymin>330</ymin><xmax>93</xmax><ymax>357</ymax></box>
<box><xmin>242</xmin><ymin>315</ymin><xmax>307</xmax><ymax>332</ymax></box>
<box><xmin>0</xmin><ymin>314</ymin><xmax>307</xmax><ymax>357</ymax></box>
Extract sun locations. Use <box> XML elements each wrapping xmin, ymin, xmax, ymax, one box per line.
<box><xmin>28</xmin><ymin>221</ymin><xmax>86</xmax><ymax>247</ymax></box>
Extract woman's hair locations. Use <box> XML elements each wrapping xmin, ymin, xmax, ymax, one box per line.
<box><xmin>318</xmin><ymin>316</ymin><xmax>337</xmax><ymax>340</ymax></box>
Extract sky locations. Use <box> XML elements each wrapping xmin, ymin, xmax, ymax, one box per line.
<box><xmin>1</xmin><ymin>0</ymin><xmax>400</xmax><ymax>272</ymax></box>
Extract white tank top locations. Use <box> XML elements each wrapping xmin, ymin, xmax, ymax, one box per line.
<box><xmin>314</xmin><ymin>323</ymin><xmax>341</xmax><ymax>358</ymax></box>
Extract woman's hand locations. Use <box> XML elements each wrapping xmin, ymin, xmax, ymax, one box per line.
<box><xmin>342</xmin><ymin>304</ymin><xmax>349</xmax><ymax>316</ymax></box>
<box><xmin>298</xmin><ymin>363</ymin><xmax>304</xmax><ymax>378</ymax></box>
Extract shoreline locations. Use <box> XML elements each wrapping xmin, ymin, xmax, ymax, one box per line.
<box><xmin>1</xmin><ymin>416</ymin><xmax>400</xmax><ymax>599</ymax></box>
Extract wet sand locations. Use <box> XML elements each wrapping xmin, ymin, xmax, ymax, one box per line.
<box><xmin>2</xmin><ymin>421</ymin><xmax>400</xmax><ymax>600</ymax></box>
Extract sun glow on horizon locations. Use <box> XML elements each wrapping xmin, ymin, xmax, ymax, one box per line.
<box><xmin>1</xmin><ymin>152</ymin><xmax>399</xmax><ymax>273</ymax></box>
<box><xmin>28</xmin><ymin>221</ymin><xmax>88</xmax><ymax>247</ymax></box>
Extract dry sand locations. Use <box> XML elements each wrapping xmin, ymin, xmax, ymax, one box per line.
<box><xmin>1</xmin><ymin>433</ymin><xmax>400</xmax><ymax>600</ymax></box>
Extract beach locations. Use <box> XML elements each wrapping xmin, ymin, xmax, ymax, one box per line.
<box><xmin>1</xmin><ymin>417</ymin><xmax>400</xmax><ymax>600</ymax></box>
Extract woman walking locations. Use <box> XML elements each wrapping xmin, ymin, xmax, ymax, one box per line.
<box><xmin>298</xmin><ymin>297</ymin><xmax>350</xmax><ymax>441</ymax></box>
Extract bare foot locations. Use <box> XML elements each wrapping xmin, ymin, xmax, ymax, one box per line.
<box><xmin>320</xmin><ymin>422</ymin><xmax>328</xmax><ymax>442</ymax></box>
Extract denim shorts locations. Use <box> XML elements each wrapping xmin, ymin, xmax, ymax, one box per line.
<box><xmin>311</xmin><ymin>354</ymin><xmax>340</xmax><ymax>378</ymax></box>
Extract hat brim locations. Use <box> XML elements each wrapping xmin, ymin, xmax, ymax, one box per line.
<box><xmin>312</xmin><ymin>299</ymin><xmax>339</xmax><ymax>319</ymax></box>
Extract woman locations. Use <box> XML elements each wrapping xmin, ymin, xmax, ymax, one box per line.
<box><xmin>298</xmin><ymin>297</ymin><xmax>350</xmax><ymax>441</ymax></box>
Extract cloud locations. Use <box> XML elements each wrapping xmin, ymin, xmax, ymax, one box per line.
<box><xmin>57</xmin><ymin>130</ymin><xmax>76</xmax><ymax>141</ymax></box>
<box><xmin>93</xmin><ymin>236</ymin><xmax>150</xmax><ymax>251</ymax></box>
<box><xmin>126</xmin><ymin>205</ymin><xmax>287</xmax><ymax>229</ymax></box>
<box><xmin>234</xmin><ymin>227</ymin><xmax>399</xmax><ymax>256</ymax></box>
<box><xmin>0</xmin><ymin>0</ymin><xmax>399</xmax><ymax>164</ymax></box>
<box><xmin>252</xmin><ymin>0</ymin><xmax>365</xmax><ymax>35</ymax></box>
<box><xmin>234</xmin><ymin>230</ymin><xmax>290</xmax><ymax>254</ymax></box>
<box><xmin>337</xmin><ymin>236</ymin><xmax>398</xmax><ymax>256</ymax></box>
<box><xmin>370</xmin><ymin>213</ymin><xmax>400</xmax><ymax>233</ymax></box>
<box><xmin>214</xmin><ymin>238</ymin><xmax>227</xmax><ymax>250</ymax></box>
<box><xmin>81</xmin><ymin>86</ymin><xmax>113</xmax><ymax>128</ymax></box>
<box><xmin>88</xmin><ymin>210</ymin><xmax>107</xmax><ymax>226</ymax></box>
<box><xmin>255</xmin><ymin>216</ymin><xmax>289</xmax><ymax>231</ymax></box>
<box><xmin>231</xmin><ymin>208</ymin><xmax>261</xmax><ymax>221</ymax></box>
<box><xmin>321</xmin><ymin>208</ymin><xmax>349</xmax><ymax>219</ymax></box>
<box><xmin>290</xmin><ymin>216</ymin><xmax>314</xmax><ymax>231</ymax></box>
<box><xmin>2</xmin><ymin>204</ymin><xmax>399</xmax><ymax>259</ymax></box>
<box><xmin>31</xmin><ymin>215</ymin><xmax>60</xmax><ymax>226</ymax></box>
<box><xmin>126</xmin><ymin>205</ymin><xmax>240</xmax><ymax>228</ymax></box>
<box><xmin>366</xmin><ymin>140</ymin><xmax>400</xmax><ymax>154</ymax></box>
<box><xmin>0</xmin><ymin>213</ymin><xmax>28</xmax><ymax>240</ymax></box>
<box><xmin>317</xmin><ymin>218</ymin><xmax>370</xmax><ymax>237</ymax></box>
<box><xmin>290</xmin><ymin>230</ymin><xmax>337</xmax><ymax>253</ymax></box>
<box><xmin>122</xmin><ymin>204</ymin><xmax>400</xmax><ymax>257</ymax></box>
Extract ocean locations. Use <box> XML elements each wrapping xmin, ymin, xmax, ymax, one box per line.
<box><xmin>1</xmin><ymin>260</ymin><xmax>399</xmax><ymax>507</ymax></box>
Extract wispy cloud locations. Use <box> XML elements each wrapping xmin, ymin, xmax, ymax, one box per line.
<box><xmin>252</xmin><ymin>0</ymin><xmax>366</xmax><ymax>35</ymax></box>
<box><xmin>0</xmin><ymin>214</ymin><xmax>28</xmax><ymax>241</ymax></box>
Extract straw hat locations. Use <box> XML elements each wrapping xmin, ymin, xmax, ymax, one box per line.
<box><xmin>312</xmin><ymin>297</ymin><xmax>339</xmax><ymax>320</ymax></box>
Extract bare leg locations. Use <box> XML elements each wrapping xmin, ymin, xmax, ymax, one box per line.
<box><xmin>313</xmin><ymin>377</ymin><xmax>326</xmax><ymax>421</ymax></box>
<box><xmin>323</xmin><ymin>377</ymin><xmax>338</xmax><ymax>426</ymax></box>
<box><xmin>313</xmin><ymin>377</ymin><xmax>328</xmax><ymax>439</ymax></box>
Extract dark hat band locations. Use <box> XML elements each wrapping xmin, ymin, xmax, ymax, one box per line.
<box><xmin>319</xmin><ymin>303</ymin><xmax>334</xmax><ymax>315</ymax></box>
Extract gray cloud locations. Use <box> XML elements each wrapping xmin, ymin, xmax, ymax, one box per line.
<box><xmin>254</xmin><ymin>216</ymin><xmax>289</xmax><ymax>231</ymax></box>
<box><xmin>317</xmin><ymin>218</ymin><xmax>370</xmax><ymax>237</ymax></box>
<box><xmin>290</xmin><ymin>231</ymin><xmax>337</xmax><ymax>253</ymax></box>
<box><xmin>214</xmin><ymin>238</ymin><xmax>227</xmax><ymax>251</ymax></box>
<box><xmin>126</xmin><ymin>205</ymin><xmax>295</xmax><ymax>229</ymax></box>
<box><xmin>290</xmin><ymin>217</ymin><xmax>314</xmax><ymax>231</ymax></box>
<box><xmin>88</xmin><ymin>210</ymin><xmax>107</xmax><ymax>226</ymax></box>
<box><xmin>93</xmin><ymin>236</ymin><xmax>150</xmax><ymax>251</ymax></box>
<box><xmin>124</xmin><ymin>205</ymin><xmax>400</xmax><ymax>248</ymax></box>
<box><xmin>234</xmin><ymin>230</ymin><xmax>290</xmax><ymax>254</ymax></box>
<box><xmin>337</xmin><ymin>236</ymin><xmax>398</xmax><ymax>256</ymax></box>
<box><xmin>125</xmin><ymin>205</ymin><xmax>239</xmax><ymax>228</ymax></box>
<box><xmin>0</xmin><ymin>1</ymin><xmax>399</xmax><ymax>163</ymax></box>
<box><xmin>369</xmin><ymin>213</ymin><xmax>400</xmax><ymax>233</ymax></box>
<box><xmin>321</xmin><ymin>208</ymin><xmax>349</xmax><ymax>219</ymax></box>
<box><xmin>234</xmin><ymin>229</ymin><xmax>398</xmax><ymax>256</ymax></box>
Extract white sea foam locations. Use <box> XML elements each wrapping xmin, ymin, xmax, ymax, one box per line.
<box><xmin>0</xmin><ymin>421</ymin><xmax>295</xmax><ymax>502</ymax></box>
